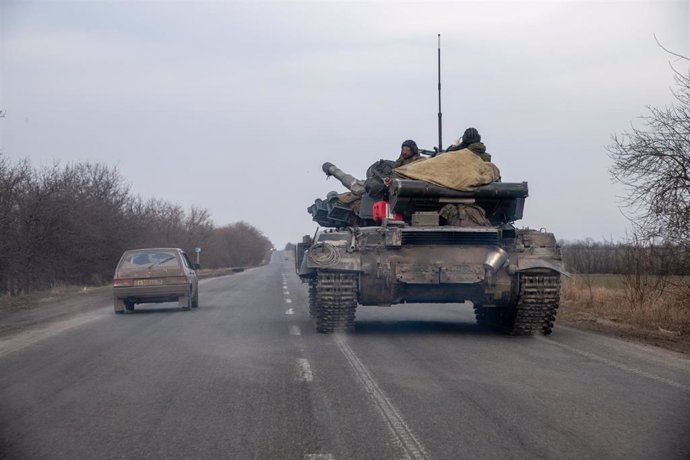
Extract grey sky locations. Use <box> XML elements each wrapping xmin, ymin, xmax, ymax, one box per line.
<box><xmin>1</xmin><ymin>0</ymin><xmax>688</xmax><ymax>248</ymax></box>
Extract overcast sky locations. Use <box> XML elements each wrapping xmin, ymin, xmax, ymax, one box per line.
<box><xmin>1</xmin><ymin>0</ymin><xmax>688</xmax><ymax>248</ymax></box>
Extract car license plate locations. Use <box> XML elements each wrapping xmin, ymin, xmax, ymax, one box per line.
<box><xmin>135</xmin><ymin>279</ymin><xmax>163</xmax><ymax>286</ymax></box>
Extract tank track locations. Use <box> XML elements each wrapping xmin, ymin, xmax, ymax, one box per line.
<box><xmin>473</xmin><ymin>304</ymin><xmax>498</xmax><ymax>327</ymax></box>
<box><xmin>541</xmin><ymin>285</ymin><xmax>561</xmax><ymax>335</ymax></box>
<box><xmin>308</xmin><ymin>278</ymin><xmax>317</xmax><ymax>319</ymax></box>
<box><xmin>314</xmin><ymin>271</ymin><xmax>358</xmax><ymax>333</ymax></box>
<box><xmin>503</xmin><ymin>271</ymin><xmax>561</xmax><ymax>336</ymax></box>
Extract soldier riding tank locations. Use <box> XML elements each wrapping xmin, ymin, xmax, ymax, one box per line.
<box><xmin>295</xmin><ymin>160</ymin><xmax>566</xmax><ymax>336</ymax></box>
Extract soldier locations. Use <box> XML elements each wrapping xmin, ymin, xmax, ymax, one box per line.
<box><xmin>446</xmin><ymin>127</ymin><xmax>492</xmax><ymax>162</ymax></box>
<box><xmin>384</xmin><ymin>139</ymin><xmax>424</xmax><ymax>187</ymax></box>
<box><xmin>393</xmin><ymin>139</ymin><xmax>422</xmax><ymax>167</ymax></box>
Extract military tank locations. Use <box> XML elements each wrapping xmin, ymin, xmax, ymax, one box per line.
<box><xmin>295</xmin><ymin>161</ymin><xmax>566</xmax><ymax>335</ymax></box>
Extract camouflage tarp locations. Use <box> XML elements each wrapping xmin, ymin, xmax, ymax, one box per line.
<box><xmin>394</xmin><ymin>149</ymin><xmax>500</xmax><ymax>191</ymax></box>
<box><xmin>338</xmin><ymin>192</ymin><xmax>361</xmax><ymax>212</ymax></box>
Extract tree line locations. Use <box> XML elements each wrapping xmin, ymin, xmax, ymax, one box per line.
<box><xmin>0</xmin><ymin>154</ymin><xmax>272</xmax><ymax>296</ymax></box>
<box><xmin>561</xmin><ymin>239</ymin><xmax>689</xmax><ymax>276</ymax></box>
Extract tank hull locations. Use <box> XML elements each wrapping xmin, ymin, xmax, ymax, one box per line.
<box><xmin>296</xmin><ymin>225</ymin><xmax>565</xmax><ymax>335</ymax></box>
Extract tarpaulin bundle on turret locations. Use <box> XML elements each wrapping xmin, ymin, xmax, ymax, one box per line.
<box><xmin>393</xmin><ymin>149</ymin><xmax>501</xmax><ymax>191</ymax></box>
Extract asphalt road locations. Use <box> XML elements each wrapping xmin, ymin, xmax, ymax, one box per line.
<box><xmin>1</xmin><ymin>253</ymin><xmax>689</xmax><ymax>459</ymax></box>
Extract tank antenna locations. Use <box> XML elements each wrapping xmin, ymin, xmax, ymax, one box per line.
<box><xmin>437</xmin><ymin>34</ymin><xmax>442</xmax><ymax>152</ymax></box>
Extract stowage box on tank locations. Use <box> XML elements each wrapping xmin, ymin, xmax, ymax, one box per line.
<box><xmin>295</xmin><ymin>162</ymin><xmax>567</xmax><ymax>336</ymax></box>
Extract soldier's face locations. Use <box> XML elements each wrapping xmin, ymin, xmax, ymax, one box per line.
<box><xmin>401</xmin><ymin>146</ymin><xmax>413</xmax><ymax>158</ymax></box>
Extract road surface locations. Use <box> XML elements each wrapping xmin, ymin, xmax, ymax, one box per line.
<box><xmin>1</xmin><ymin>253</ymin><xmax>689</xmax><ymax>459</ymax></box>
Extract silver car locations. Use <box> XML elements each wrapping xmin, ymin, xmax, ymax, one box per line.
<box><xmin>113</xmin><ymin>248</ymin><xmax>199</xmax><ymax>313</ymax></box>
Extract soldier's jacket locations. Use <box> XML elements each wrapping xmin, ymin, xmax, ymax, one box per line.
<box><xmin>446</xmin><ymin>142</ymin><xmax>492</xmax><ymax>162</ymax></box>
<box><xmin>392</xmin><ymin>153</ymin><xmax>424</xmax><ymax>169</ymax></box>
<box><xmin>465</xmin><ymin>142</ymin><xmax>491</xmax><ymax>162</ymax></box>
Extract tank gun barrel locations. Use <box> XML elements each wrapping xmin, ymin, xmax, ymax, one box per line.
<box><xmin>322</xmin><ymin>162</ymin><xmax>366</xmax><ymax>195</ymax></box>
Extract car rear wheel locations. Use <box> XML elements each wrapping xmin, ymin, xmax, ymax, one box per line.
<box><xmin>180</xmin><ymin>286</ymin><xmax>192</xmax><ymax>311</ymax></box>
<box><xmin>125</xmin><ymin>300</ymin><xmax>135</xmax><ymax>312</ymax></box>
<box><xmin>192</xmin><ymin>290</ymin><xmax>199</xmax><ymax>309</ymax></box>
<box><xmin>114</xmin><ymin>299</ymin><xmax>126</xmax><ymax>314</ymax></box>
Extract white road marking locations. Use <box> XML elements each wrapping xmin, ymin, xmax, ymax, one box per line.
<box><xmin>285</xmin><ymin>298</ymin><xmax>292</xmax><ymax>304</ymax></box>
<box><xmin>285</xmin><ymin>308</ymin><xmax>294</xmax><ymax>315</ymax></box>
<box><xmin>537</xmin><ymin>337</ymin><xmax>690</xmax><ymax>393</ymax></box>
<box><xmin>289</xmin><ymin>325</ymin><xmax>301</xmax><ymax>336</ymax></box>
<box><xmin>334</xmin><ymin>334</ymin><xmax>429</xmax><ymax>460</ymax></box>
<box><xmin>305</xmin><ymin>455</ymin><xmax>334</xmax><ymax>460</ymax></box>
<box><xmin>296</xmin><ymin>358</ymin><xmax>313</xmax><ymax>382</ymax></box>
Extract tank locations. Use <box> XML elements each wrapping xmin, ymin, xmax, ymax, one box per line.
<box><xmin>295</xmin><ymin>162</ymin><xmax>567</xmax><ymax>336</ymax></box>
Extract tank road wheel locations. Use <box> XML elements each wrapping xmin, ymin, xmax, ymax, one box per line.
<box><xmin>308</xmin><ymin>278</ymin><xmax>318</xmax><ymax>319</ymax></box>
<box><xmin>501</xmin><ymin>271</ymin><xmax>561</xmax><ymax>336</ymax></box>
<box><xmin>314</xmin><ymin>271</ymin><xmax>358</xmax><ymax>333</ymax></box>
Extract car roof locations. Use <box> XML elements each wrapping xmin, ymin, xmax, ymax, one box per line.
<box><xmin>123</xmin><ymin>248</ymin><xmax>184</xmax><ymax>253</ymax></box>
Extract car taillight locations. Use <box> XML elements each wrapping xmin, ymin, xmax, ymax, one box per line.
<box><xmin>164</xmin><ymin>276</ymin><xmax>188</xmax><ymax>285</ymax></box>
<box><xmin>113</xmin><ymin>278</ymin><xmax>133</xmax><ymax>287</ymax></box>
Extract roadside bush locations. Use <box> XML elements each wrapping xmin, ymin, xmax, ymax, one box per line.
<box><xmin>0</xmin><ymin>154</ymin><xmax>272</xmax><ymax>296</ymax></box>
<box><xmin>204</xmin><ymin>222</ymin><xmax>273</xmax><ymax>268</ymax></box>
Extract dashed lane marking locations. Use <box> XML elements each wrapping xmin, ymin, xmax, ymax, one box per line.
<box><xmin>285</xmin><ymin>298</ymin><xmax>293</xmax><ymax>304</ymax></box>
<box><xmin>285</xmin><ymin>308</ymin><xmax>294</xmax><ymax>315</ymax></box>
<box><xmin>296</xmin><ymin>358</ymin><xmax>313</xmax><ymax>382</ymax></box>
<box><xmin>289</xmin><ymin>325</ymin><xmax>301</xmax><ymax>336</ymax></box>
<box><xmin>305</xmin><ymin>455</ymin><xmax>334</xmax><ymax>460</ymax></box>
<box><xmin>334</xmin><ymin>334</ymin><xmax>429</xmax><ymax>460</ymax></box>
<box><xmin>537</xmin><ymin>336</ymin><xmax>690</xmax><ymax>393</ymax></box>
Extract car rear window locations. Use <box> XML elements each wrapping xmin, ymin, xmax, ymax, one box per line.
<box><xmin>117</xmin><ymin>250</ymin><xmax>181</xmax><ymax>274</ymax></box>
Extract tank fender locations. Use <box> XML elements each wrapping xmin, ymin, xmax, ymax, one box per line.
<box><xmin>297</xmin><ymin>252</ymin><xmax>316</xmax><ymax>278</ymax></box>
<box><xmin>304</xmin><ymin>240</ymin><xmax>361</xmax><ymax>272</ymax></box>
<box><xmin>513</xmin><ymin>257</ymin><xmax>570</xmax><ymax>276</ymax></box>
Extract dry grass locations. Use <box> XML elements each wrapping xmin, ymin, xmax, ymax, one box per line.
<box><xmin>0</xmin><ymin>283</ymin><xmax>111</xmax><ymax>312</ymax></box>
<box><xmin>560</xmin><ymin>275</ymin><xmax>690</xmax><ymax>344</ymax></box>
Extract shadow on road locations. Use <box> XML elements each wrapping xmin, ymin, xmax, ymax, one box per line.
<box><xmin>124</xmin><ymin>307</ymin><xmax>190</xmax><ymax>314</ymax></box>
<box><xmin>353</xmin><ymin>320</ymin><xmax>497</xmax><ymax>336</ymax></box>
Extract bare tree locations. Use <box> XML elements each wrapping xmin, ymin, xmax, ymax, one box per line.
<box><xmin>619</xmin><ymin>231</ymin><xmax>673</xmax><ymax>307</ymax></box>
<box><xmin>607</xmin><ymin>57</ymin><xmax>690</xmax><ymax>255</ymax></box>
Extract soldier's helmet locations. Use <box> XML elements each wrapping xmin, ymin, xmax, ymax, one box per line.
<box><xmin>462</xmin><ymin>128</ymin><xmax>481</xmax><ymax>145</ymax></box>
<box><xmin>401</xmin><ymin>139</ymin><xmax>419</xmax><ymax>155</ymax></box>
